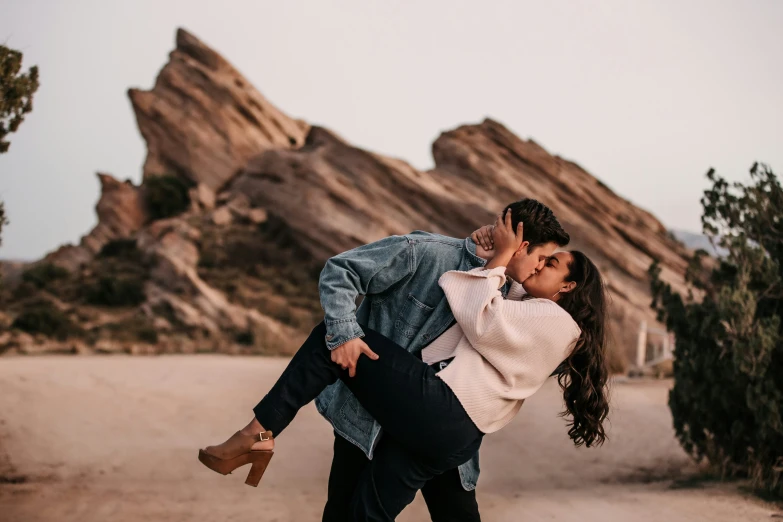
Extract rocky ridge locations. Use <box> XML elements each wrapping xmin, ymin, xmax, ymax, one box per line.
<box><xmin>0</xmin><ymin>29</ymin><xmax>690</xmax><ymax>367</ymax></box>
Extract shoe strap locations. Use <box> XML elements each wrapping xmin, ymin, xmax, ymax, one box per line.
<box><xmin>255</xmin><ymin>430</ymin><xmax>274</xmax><ymax>441</ymax></box>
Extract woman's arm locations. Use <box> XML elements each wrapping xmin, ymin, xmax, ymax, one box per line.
<box><xmin>440</xmin><ymin>210</ymin><xmax>578</xmax><ymax>370</ymax></box>
<box><xmin>437</xmin><ymin>209</ymin><xmax>521</xmax><ymax>345</ymax></box>
<box><xmin>439</xmin><ymin>267</ymin><xmax>580</xmax><ymax>380</ymax></box>
<box><xmin>437</xmin><ymin>265</ymin><xmax>509</xmax><ymax>345</ymax></box>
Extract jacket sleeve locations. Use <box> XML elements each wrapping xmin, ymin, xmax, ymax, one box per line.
<box><xmin>318</xmin><ymin>235</ymin><xmax>413</xmax><ymax>349</ymax></box>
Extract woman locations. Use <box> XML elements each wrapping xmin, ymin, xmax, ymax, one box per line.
<box><xmin>198</xmin><ymin>210</ymin><xmax>610</xmax><ymax>516</ymax></box>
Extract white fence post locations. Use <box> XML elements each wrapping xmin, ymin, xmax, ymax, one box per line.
<box><xmin>636</xmin><ymin>320</ymin><xmax>647</xmax><ymax>368</ymax></box>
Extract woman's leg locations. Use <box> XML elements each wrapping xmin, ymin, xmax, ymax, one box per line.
<box><xmin>251</xmin><ymin>321</ymin><xmax>481</xmax><ymax>464</ymax></box>
<box><xmin>250</xmin><ymin>321</ymin><xmax>343</xmax><ymax>437</ymax></box>
<box><xmin>333</xmin><ymin>326</ymin><xmax>482</xmax><ymax>462</ymax></box>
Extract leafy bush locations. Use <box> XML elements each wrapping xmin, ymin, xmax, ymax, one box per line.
<box><xmin>650</xmin><ymin>163</ymin><xmax>782</xmax><ymax>497</ymax></box>
<box><xmin>12</xmin><ymin>300</ymin><xmax>82</xmax><ymax>340</ymax></box>
<box><xmin>234</xmin><ymin>330</ymin><xmax>255</xmax><ymax>346</ymax></box>
<box><xmin>0</xmin><ymin>201</ymin><xmax>7</xmax><ymax>248</ymax></box>
<box><xmin>136</xmin><ymin>325</ymin><xmax>159</xmax><ymax>344</ymax></box>
<box><xmin>103</xmin><ymin>316</ymin><xmax>159</xmax><ymax>344</ymax></box>
<box><xmin>82</xmin><ymin>238</ymin><xmax>149</xmax><ymax>307</ymax></box>
<box><xmin>85</xmin><ymin>276</ymin><xmax>146</xmax><ymax>307</ymax></box>
<box><xmin>22</xmin><ymin>263</ymin><xmax>70</xmax><ymax>289</ymax></box>
<box><xmin>98</xmin><ymin>239</ymin><xmax>142</xmax><ymax>261</ymax></box>
<box><xmin>144</xmin><ymin>174</ymin><xmax>192</xmax><ymax>220</ymax></box>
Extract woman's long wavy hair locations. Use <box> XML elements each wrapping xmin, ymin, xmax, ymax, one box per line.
<box><xmin>554</xmin><ymin>251</ymin><xmax>611</xmax><ymax>447</ymax></box>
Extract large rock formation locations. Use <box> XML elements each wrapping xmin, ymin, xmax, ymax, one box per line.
<box><xmin>129</xmin><ymin>29</ymin><xmax>309</xmax><ymax>191</ymax></box>
<box><xmin>1</xmin><ymin>29</ymin><xmax>690</xmax><ymax>366</ymax></box>
<box><xmin>427</xmin><ymin>120</ymin><xmax>692</xmax><ymax>353</ymax></box>
<box><xmin>44</xmin><ymin>173</ymin><xmax>148</xmax><ymax>272</ymax></box>
<box><xmin>227</xmin><ymin>126</ymin><xmax>490</xmax><ymax>261</ymax></box>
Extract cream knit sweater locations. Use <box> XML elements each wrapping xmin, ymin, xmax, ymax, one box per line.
<box><xmin>421</xmin><ymin>266</ymin><xmax>581</xmax><ymax>434</ymax></box>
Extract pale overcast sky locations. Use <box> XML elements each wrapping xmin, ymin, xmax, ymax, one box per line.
<box><xmin>1</xmin><ymin>0</ymin><xmax>781</xmax><ymax>260</ymax></box>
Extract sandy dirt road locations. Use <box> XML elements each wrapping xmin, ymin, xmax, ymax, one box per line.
<box><xmin>0</xmin><ymin>355</ymin><xmax>778</xmax><ymax>521</ymax></box>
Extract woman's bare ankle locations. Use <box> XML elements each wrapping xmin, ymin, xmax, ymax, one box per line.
<box><xmin>240</xmin><ymin>417</ymin><xmax>274</xmax><ymax>450</ymax></box>
<box><xmin>240</xmin><ymin>417</ymin><xmax>264</xmax><ymax>437</ymax></box>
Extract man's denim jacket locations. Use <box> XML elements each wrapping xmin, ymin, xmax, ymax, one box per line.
<box><xmin>315</xmin><ymin>230</ymin><xmax>516</xmax><ymax>491</ymax></box>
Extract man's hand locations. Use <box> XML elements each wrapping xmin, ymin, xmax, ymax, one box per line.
<box><xmin>471</xmin><ymin>224</ymin><xmax>495</xmax><ymax>251</ymax></box>
<box><xmin>330</xmin><ymin>337</ymin><xmax>379</xmax><ymax>377</ymax></box>
<box><xmin>471</xmin><ymin>224</ymin><xmax>497</xmax><ymax>260</ymax></box>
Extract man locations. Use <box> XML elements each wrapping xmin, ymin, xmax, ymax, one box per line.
<box><xmin>316</xmin><ymin>199</ymin><xmax>570</xmax><ymax>521</ymax></box>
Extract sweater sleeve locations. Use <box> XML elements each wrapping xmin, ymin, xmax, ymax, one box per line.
<box><xmin>437</xmin><ymin>266</ymin><xmax>510</xmax><ymax>346</ymax></box>
<box><xmin>438</xmin><ymin>266</ymin><xmax>580</xmax><ymax>372</ymax></box>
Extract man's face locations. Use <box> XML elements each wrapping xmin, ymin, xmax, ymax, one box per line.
<box><xmin>506</xmin><ymin>242</ymin><xmax>558</xmax><ymax>283</ymax></box>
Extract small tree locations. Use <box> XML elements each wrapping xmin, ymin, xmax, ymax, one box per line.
<box><xmin>0</xmin><ymin>45</ymin><xmax>39</xmax><ymax>153</ymax></box>
<box><xmin>0</xmin><ymin>45</ymin><xmax>40</xmax><ymax>246</ymax></box>
<box><xmin>0</xmin><ymin>201</ymin><xmax>6</xmax><ymax>247</ymax></box>
<box><xmin>650</xmin><ymin>163</ymin><xmax>782</xmax><ymax>497</ymax></box>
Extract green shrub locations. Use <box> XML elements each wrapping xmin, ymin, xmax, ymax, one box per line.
<box><xmin>99</xmin><ymin>239</ymin><xmax>142</xmax><ymax>261</ymax></box>
<box><xmin>0</xmin><ymin>201</ymin><xmax>7</xmax><ymax>248</ymax></box>
<box><xmin>136</xmin><ymin>326</ymin><xmax>159</xmax><ymax>344</ymax></box>
<box><xmin>650</xmin><ymin>163</ymin><xmax>782</xmax><ymax>497</ymax></box>
<box><xmin>85</xmin><ymin>276</ymin><xmax>146</xmax><ymax>307</ymax></box>
<box><xmin>103</xmin><ymin>316</ymin><xmax>159</xmax><ymax>344</ymax></box>
<box><xmin>234</xmin><ymin>330</ymin><xmax>255</xmax><ymax>346</ymax></box>
<box><xmin>144</xmin><ymin>174</ymin><xmax>192</xmax><ymax>220</ymax></box>
<box><xmin>22</xmin><ymin>263</ymin><xmax>70</xmax><ymax>289</ymax></box>
<box><xmin>12</xmin><ymin>300</ymin><xmax>82</xmax><ymax>340</ymax></box>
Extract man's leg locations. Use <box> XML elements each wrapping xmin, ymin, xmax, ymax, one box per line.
<box><xmin>421</xmin><ymin>468</ymin><xmax>481</xmax><ymax>522</ymax></box>
<box><xmin>350</xmin><ymin>436</ymin><xmax>440</xmax><ymax>521</ymax></box>
<box><xmin>322</xmin><ymin>432</ymin><xmax>369</xmax><ymax>522</ymax></box>
<box><xmin>325</xmin><ymin>434</ymin><xmax>480</xmax><ymax>522</ymax></box>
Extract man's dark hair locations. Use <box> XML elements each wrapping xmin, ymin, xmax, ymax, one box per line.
<box><xmin>505</xmin><ymin>199</ymin><xmax>570</xmax><ymax>250</ymax></box>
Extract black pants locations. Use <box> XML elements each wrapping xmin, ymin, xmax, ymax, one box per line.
<box><xmin>253</xmin><ymin>321</ymin><xmax>483</xmax><ymax>520</ymax></box>
<box><xmin>323</xmin><ymin>432</ymin><xmax>481</xmax><ymax>522</ymax></box>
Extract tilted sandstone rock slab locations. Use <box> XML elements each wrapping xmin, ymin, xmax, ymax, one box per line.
<box><xmin>129</xmin><ymin>29</ymin><xmax>309</xmax><ymax>191</ymax></box>
<box><xmin>44</xmin><ymin>173</ymin><xmax>147</xmax><ymax>272</ymax></box>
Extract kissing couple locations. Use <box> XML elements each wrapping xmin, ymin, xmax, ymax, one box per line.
<box><xmin>198</xmin><ymin>198</ymin><xmax>611</xmax><ymax>521</ymax></box>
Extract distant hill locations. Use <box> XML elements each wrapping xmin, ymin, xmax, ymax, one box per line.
<box><xmin>670</xmin><ymin>230</ymin><xmax>728</xmax><ymax>257</ymax></box>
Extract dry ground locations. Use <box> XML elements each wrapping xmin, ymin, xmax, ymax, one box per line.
<box><xmin>0</xmin><ymin>355</ymin><xmax>779</xmax><ymax>521</ymax></box>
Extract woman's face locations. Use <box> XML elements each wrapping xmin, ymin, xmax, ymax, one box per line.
<box><xmin>521</xmin><ymin>251</ymin><xmax>575</xmax><ymax>300</ymax></box>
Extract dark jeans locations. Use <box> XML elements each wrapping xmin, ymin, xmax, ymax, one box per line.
<box><xmin>323</xmin><ymin>432</ymin><xmax>481</xmax><ymax>522</ymax></box>
<box><xmin>253</xmin><ymin>321</ymin><xmax>483</xmax><ymax>520</ymax></box>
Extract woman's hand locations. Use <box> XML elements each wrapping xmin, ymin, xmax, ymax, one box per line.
<box><xmin>490</xmin><ymin>209</ymin><xmax>524</xmax><ymax>256</ymax></box>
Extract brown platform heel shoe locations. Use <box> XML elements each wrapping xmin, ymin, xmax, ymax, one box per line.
<box><xmin>198</xmin><ymin>430</ymin><xmax>274</xmax><ymax>487</ymax></box>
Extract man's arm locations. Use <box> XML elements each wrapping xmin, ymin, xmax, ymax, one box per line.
<box><xmin>319</xmin><ymin>234</ymin><xmax>414</xmax><ymax>350</ymax></box>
